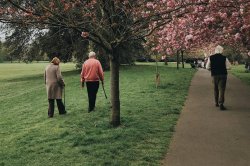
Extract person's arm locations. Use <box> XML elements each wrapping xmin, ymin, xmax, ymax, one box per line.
<box><xmin>206</xmin><ymin>57</ymin><xmax>211</xmax><ymax>70</ymax></box>
<box><xmin>56</xmin><ymin>66</ymin><xmax>65</xmax><ymax>87</ymax></box>
<box><xmin>44</xmin><ymin>70</ymin><xmax>46</xmax><ymax>85</ymax></box>
<box><xmin>226</xmin><ymin>58</ymin><xmax>231</xmax><ymax>70</ymax></box>
<box><xmin>80</xmin><ymin>64</ymin><xmax>85</xmax><ymax>88</ymax></box>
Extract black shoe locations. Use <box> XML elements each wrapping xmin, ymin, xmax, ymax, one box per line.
<box><xmin>215</xmin><ymin>103</ymin><xmax>219</xmax><ymax>107</ymax></box>
<box><xmin>59</xmin><ymin>111</ymin><xmax>67</xmax><ymax>115</ymax></box>
<box><xmin>219</xmin><ymin>104</ymin><xmax>226</xmax><ymax>110</ymax></box>
<box><xmin>88</xmin><ymin>107</ymin><xmax>95</xmax><ymax>113</ymax></box>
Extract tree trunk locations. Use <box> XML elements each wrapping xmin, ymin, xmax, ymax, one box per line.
<box><xmin>181</xmin><ymin>50</ymin><xmax>184</xmax><ymax>68</ymax></box>
<box><xmin>110</xmin><ymin>52</ymin><xmax>120</xmax><ymax>127</ymax></box>
<box><xmin>176</xmin><ymin>50</ymin><xmax>179</xmax><ymax>70</ymax></box>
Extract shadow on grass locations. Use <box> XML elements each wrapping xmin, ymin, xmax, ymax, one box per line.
<box><xmin>157</xmin><ymin>83</ymin><xmax>175</xmax><ymax>89</ymax></box>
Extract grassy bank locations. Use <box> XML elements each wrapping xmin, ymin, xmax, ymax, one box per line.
<box><xmin>0</xmin><ymin>62</ymin><xmax>195</xmax><ymax>166</ymax></box>
<box><xmin>0</xmin><ymin>62</ymin><xmax>76</xmax><ymax>80</ymax></box>
<box><xmin>230</xmin><ymin>64</ymin><xmax>250</xmax><ymax>86</ymax></box>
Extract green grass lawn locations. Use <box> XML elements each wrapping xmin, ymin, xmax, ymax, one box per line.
<box><xmin>230</xmin><ymin>64</ymin><xmax>250</xmax><ymax>86</ymax></box>
<box><xmin>0</xmin><ymin>62</ymin><xmax>76</xmax><ymax>80</ymax></box>
<box><xmin>0</xmin><ymin>62</ymin><xmax>195</xmax><ymax>166</ymax></box>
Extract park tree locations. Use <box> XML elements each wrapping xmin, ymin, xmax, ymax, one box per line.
<box><xmin>147</xmin><ymin>17</ymin><xmax>195</xmax><ymax>69</ymax></box>
<box><xmin>37</xmin><ymin>27</ymin><xmax>86</xmax><ymax>63</ymax></box>
<box><xmin>191</xmin><ymin>0</ymin><xmax>250</xmax><ymax>52</ymax></box>
<box><xmin>147</xmin><ymin>0</ymin><xmax>250</xmax><ymax>64</ymax></box>
<box><xmin>2</xmin><ymin>22</ymin><xmax>137</xmax><ymax>67</ymax></box>
<box><xmin>0</xmin><ymin>41</ymin><xmax>8</xmax><ymax>62</ymax></box>
<box><xmin>3</xmin><ymin>26</ymin><xmax>30</xmax><ymax>62</ymax></box>
<box><xmin>2</xmin><ymin>24</ymin><xmax>89</xmax><ymax>63</ymax></box>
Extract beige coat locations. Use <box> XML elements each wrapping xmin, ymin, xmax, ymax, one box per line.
<box><xmin>44</xmin><ymin>64</ymin><xmax>64</xmax><ymax>99</ymax></box>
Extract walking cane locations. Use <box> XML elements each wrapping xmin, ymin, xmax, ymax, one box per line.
<box><xmin>101</xmin><ymin>81</ymin><xmax>112</xmax><ymax>108</ymax></box>
<box><xmin>101</xmin><ymin>82</ymin><xmax>107</xmax><ymax>99</ymax></box>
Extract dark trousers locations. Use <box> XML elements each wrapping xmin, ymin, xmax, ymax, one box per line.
<box><xmin>86</xmin><ymin>81</ymin><xmax>99</xmax><ymax>111</ymax></box>
<box><xmin>212</xmin><ymin>75</ymin><xmax>227</xmax><ymax>105</ymax></box>
<box><xmin>48</xmin><ymin>99</ymin><xmax>66</xmax><ymax>117</ymax></box>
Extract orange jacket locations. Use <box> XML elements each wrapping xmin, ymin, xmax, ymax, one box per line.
<box><xmin>80</xmin><ymin>58</ymin><xmax>104</xmax><ymax>82</ymax></box>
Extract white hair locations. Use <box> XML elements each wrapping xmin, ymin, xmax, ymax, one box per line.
<box><xmin>88</xmin><ymin>51</ymin><xmax>96</xmax><ymax>58</ymax></box>
<box><xmin>214</xmin><ymin>45</ymin><xmax>224</xmax><ymax>54</ymax></box>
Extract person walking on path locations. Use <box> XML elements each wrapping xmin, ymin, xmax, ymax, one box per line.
<box><xmin>206</xmin><ymin>45</ymin><xmax>231</xmax><ymax>110</ymax></box>
<box><xmin>44</xmin><ymin>57</ymin><xmax>66</xmax><ymax>118</ymax></box>
<box><xmin>80</xmin><ymin>51</ymin><xmax>104</xmax><ymax>112</ymax></box>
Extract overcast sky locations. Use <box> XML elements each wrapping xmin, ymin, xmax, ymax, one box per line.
<box><xmin>0</xmin><ymin>32</ymin><xmax>5</xmax><ymax>41</ymax></box>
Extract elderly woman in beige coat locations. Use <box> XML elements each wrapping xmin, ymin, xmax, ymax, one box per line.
<box><xmin>44</xmin><ymin>57</ymin><xmax>66</xmax><ymax>117</ymax></box>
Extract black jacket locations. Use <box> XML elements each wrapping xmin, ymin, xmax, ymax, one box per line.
<box><xmin>210</xmin><ymin>53</ymin><xmax>227</xmax><ymax>76</ymax></box>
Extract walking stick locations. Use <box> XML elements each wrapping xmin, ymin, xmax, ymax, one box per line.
<box><xmin>101</xmin><ymin>82</ymin><xmax>112</xmax><ymax>108</ymax></box>
<box><xmin>101</xmin><ymin>82</ymin><xmax>107</xmax><ymax>99</ymax></box>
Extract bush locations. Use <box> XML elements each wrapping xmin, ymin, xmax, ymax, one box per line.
<box><xmin>0</xmin><ymin>46</ymin><xmax>8</xmax><ymax>63</ymax></box>
<box><xmin>0</xmin><ymin>52</ymin><xmax>6</xmax><ymax>63</ymax></box>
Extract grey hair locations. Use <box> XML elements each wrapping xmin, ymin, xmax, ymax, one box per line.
<box><xmin>88</xmin><ymin>51</ymin><xmax>96</xmax><ymax>58</ymax></box>
<box><xmin>214</xmin><ymin>45</ymin><xmax>224</xmax><ymax>54</ymax></box>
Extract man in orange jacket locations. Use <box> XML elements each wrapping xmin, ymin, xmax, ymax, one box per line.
<box><xmin>81</xmin><ymin>51</ymin><xmax>104</xmax><ymax>112</ymax></box>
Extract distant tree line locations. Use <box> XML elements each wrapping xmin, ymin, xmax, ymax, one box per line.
<box><xmin>0</xmin><ymin>41</ymin><xmax>8</xmax><ymax>63</ymax></box>
<box><xmin>0</xmin><ymin>25</ymin><xmax>145</xmax><ymax>69</ymax></box>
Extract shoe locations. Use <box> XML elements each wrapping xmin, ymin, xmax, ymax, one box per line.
<box><xmin>219</xmin><ymin>104</ymin><xmax>226</xmax><ymax>110</ymax></box>
<box><xmin>88</xmin><ymin>107</ymin><xmax>95</xmax><ymax>113</ymax></box>
<box><xmin>59</xmin><ymin>111</ymin><xmax>67</xmax><ymax>115</ymax></box>
<box><xmin>48</xmin><ymin>115</ymin><xmax>53</xmax><ymax>118</ymax></box>
<box><xmin>215</xmin><ymin>103</ymin><xmax>219</xmax><ymax>107</ymax></box>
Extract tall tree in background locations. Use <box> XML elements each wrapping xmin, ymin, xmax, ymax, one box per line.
<box><xmin>0</xmin><ymin>40</ymin><xmax>8</xmax><ymax>62</ymax></box>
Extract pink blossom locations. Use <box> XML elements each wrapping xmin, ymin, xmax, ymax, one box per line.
<box><xmin>146</xmin><ymin>2</ymin><xmax>154</xmax><ymax>9</ymax></box>
<box><xmin>81</xmin><ymin>32</ymin><xmax>89</xmax><ymax>38</ymax></box>
<box><xmin>185</xmin><ymin>34</ymin><xmax>193</xmax><ymax>41</ymax></box>
<box><xmin>234</xmin><ymin>33</ymin><xmax>241</xmax><ymax>41</ymax></box>
<box><xmin>240</xmin><ymin>8</ymin><xmax>244</xmax><ymax>15</ymax></box>
<box><xmin>167</xmin><ymin>1</ymin><xmax>175</xmax><ymax>8</ymax></box>
<box><xmin>232</xmin><ymin>12</ymin><xmax>238</xmax><ymax>17</ymax></box>
<box><xmin>218</xmin><ymin>12</ymin><xmax>227</xmax><ymax>19</ymax></box>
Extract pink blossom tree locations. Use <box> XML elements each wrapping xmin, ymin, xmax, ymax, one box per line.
<box><xmin>148</xmin><ymin>0</ymin><xmax>250</xmax><ymax>64</ymax></box>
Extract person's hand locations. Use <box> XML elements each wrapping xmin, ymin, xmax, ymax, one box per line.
<box><xmin>60</xmin><ymin>82</ymin><xmax>65</xmax><ymax>88</ymax></box>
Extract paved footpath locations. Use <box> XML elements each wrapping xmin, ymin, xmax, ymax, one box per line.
<box><xmin>162</xmin><ymin>68</ymin><xmax>250</xmax><ymax>166</ymax></box>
